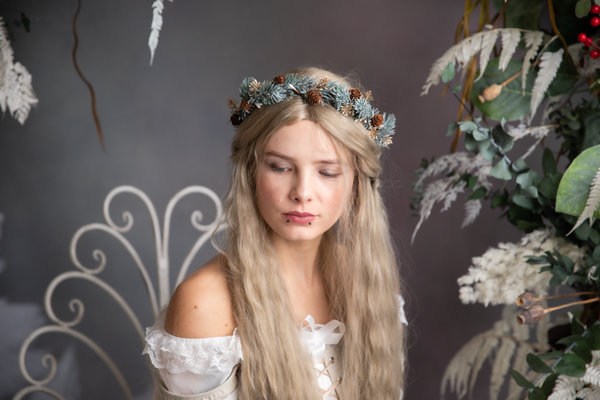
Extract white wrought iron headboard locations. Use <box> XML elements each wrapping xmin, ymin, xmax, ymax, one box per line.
<box><xmin>13</xmin><ymin>185</ymin><xmax>226</xmax><ymax>400</ymax></box>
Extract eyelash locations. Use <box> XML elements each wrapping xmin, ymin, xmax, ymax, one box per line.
<box><xmin>269</xmin><ymin>164</ymin><xmax>339</xmax><ymax>178</ymax></box>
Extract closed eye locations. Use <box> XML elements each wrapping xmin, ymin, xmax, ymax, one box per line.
<box><xmin>321</xmin><ymin>171</ymin><xmax>339</xmax><ymax>178</ymax></box>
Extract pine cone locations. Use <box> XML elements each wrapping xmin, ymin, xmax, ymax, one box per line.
<box><xmin>273</xmin><ymin>75</ymin><xmax>286</xmax><ymax>85</ymax></box>
<box><xmin>240</xmin><ymin>99</ymin><xmax>251</xmax><ymax>111</ymax></box>
<box><xmin>349</xmin><ymin>88</ymin><xmax>362</xmax><ymax>100</ymax></box>
<box><xmin>306</xmin><ymin>90</ymin><xmax>322</xmax><ymax>105</ymax></box>
<box><xmin>230</xmin><ymin>113</ymin><xmax>242</xmax><ymax>126</ymax></box>
<box><xmin>371</xmin><ymin>114</ymin><xmax>384</xmax><ymax>128</ymax></box>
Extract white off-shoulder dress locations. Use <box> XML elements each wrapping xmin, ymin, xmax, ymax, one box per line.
<box><xmin>143</xmin><ymin>297</ymin><xmax>407</xmax><ymax>400</ymax></box>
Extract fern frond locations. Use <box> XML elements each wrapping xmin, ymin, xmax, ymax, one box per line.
<box><xmin>476</xmin><ymin>30</ymin><xmax>500</xmax><ymax>82</ymax></box>
<box><xmin>412</xmin><ymin>153</ymin><xmax>491</xmax><ymax>243</ymax></box>
<box><xmin>499</xmin><ymin>29</ymin><xmax>522</xmax><ymax>71</ymax></box>
<box><xmin>522</xmin><ymin>31</ymin><xmax>544</xmax><ymax>92</ymax></box>
<box><xmin>462</xmin><ymin>199</ymin><xmax>482</xmax><ymax>228</ymax></box>
<box><xmin>569</xmin><ymin>166</ymin><xmax>600</xmax><ymax>235</ymax></box>
<box><xmin>549</xmin><ymin>375</ymin><xmax>583</xmax><ymax>400</ymax></box>
<box><xmin>148</xmin><ymin>0</ymin><xmax>173</xmax><ymax>65</ymax></box>
<box><xmin>422</xmin><ymin>42</ymin><xmax>462</xmax><ymax>95</ymax></box>
<box><xmin>507</xmin><ymin>344</ymin><xmax>531</xmax><ymax>399</ymax></box>
<box><xmin>441</xmin><ymin>333</ymin><xmax>486</xmax><ymax>399</ymax></box>
<box><xmin>579</xmin><ymin>386</ymin><xmax>600</xmax><ymax>400</ymax></box>
<box><xmin>530</xmin><ymin>49</ymin><xmax>564</xmax><ymax>122</ymax></box>
<box><xmin>489</xmin><ymin>338</ymin><xmax>517</xmax><ymax>400</ymax></box>
<box><xmin>456</xmin><ymin>35</ymin><xmax>483</xmax><ymax>67</ymax></box>
<box><xmin>582</xmin><ymin>364</ymin><xmax>600</xmax><ymax>387</ymax></box>
<box><xmin>0</xmin><ymin>18</ymin><xmax>37</xmax><ymax>124</ymax></box>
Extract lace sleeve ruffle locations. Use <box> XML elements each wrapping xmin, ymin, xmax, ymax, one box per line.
<box><xmin>142</xmin><ymin>310</ymin><xmax>243</xmax><ymax>375</ymax></box>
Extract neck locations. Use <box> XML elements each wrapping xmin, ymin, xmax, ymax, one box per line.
<box><xmin>271</xmin><ymin>232</ymin><xmax>323</xmax><ymax>287</ymax></box>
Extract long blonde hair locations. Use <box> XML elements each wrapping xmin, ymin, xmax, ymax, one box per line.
<box><xmin>220</xmin><ymin>67</ymin><xmax>404</xmax><ymax>399</ymax></box>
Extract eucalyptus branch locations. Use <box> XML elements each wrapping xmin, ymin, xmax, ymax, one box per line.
<box><xmin>451</xmin><ymin>90</ymin><xmax>519</xmax><ymax>172</ymax></box>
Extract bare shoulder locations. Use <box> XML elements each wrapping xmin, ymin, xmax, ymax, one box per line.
<box><xmin>164</xmin><ymin>254</ymin><xmax>236</xmax><ymax>338</ymax></box>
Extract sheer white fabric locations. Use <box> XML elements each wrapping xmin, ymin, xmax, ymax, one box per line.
<box><xmin>143</xmin><ymin>295</ymin><xmax>407</xmax><ymax>399</ymax></box>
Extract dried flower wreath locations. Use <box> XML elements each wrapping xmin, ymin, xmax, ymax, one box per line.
<box><xmin>227</xmin><ymin>74</ymin><xmax>396</xmax><ymax>148</ymax></box>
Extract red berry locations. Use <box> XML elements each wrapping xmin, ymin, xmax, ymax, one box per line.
<box><xmin>579</xmin><ymin>33</ymin><xmax>589</xmax><ymax>42</ymax></box>
<box><xmin>592</xmin><ymin>17</ymin><xmax>600</xmax><ymax>27</ymax></box>
<box><xmin>591</xmin><ymin>50</ymin><xmax>600</xmax><ymax>59</ymax></box>
<box><xmin>592</xmin><ymin>4</ymin><xmax>600</xmax><ymax>13</ymax></box>
<box><xmin>586</xmin><ymin>38</ymin><xmax>595</xmax><ymax>47</ymax></box>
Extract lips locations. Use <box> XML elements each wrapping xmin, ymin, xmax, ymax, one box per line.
<box><xmin>284</xmin><ymin>211</ymin><xmax>316</xmax><ymax>224</ymax></box>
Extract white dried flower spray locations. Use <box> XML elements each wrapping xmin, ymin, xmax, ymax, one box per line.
<box><xmin>458</xmin><ymin>229</ymin><xmax>586</xmax><ymax>306</ymax></box>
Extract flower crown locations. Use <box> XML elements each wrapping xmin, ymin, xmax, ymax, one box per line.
<box><xmin>227</xmin><ymin>74</ymin><xmax>396</xmax><ymax>148</ymax></box>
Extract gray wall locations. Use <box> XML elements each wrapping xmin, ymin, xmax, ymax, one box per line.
<box><xmin>0</xmin><ymin>0</ymin><xmax>524</xmax><ymax>399</ymax></box>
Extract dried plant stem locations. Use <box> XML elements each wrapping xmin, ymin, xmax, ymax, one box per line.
<box><xmin>492</xmin><ymin>0</ymin><xmax>510</xmax><ymax>29</ymax></box>
<box><xmin>72</xmin><ymin>0</ymin><xmax>105</xmax><ymax>150</ymax></box>
<box><xmin>452</xmin><ymin>56</ymin><xmax>478</xmax><ymax>153</ymax></box>
<box><xmin>545</xmin><ymin>297</ymin><xmax>600</xmax><ymax>314</ymax></box>
<box><xmin>537</xmin><ymin>291</ymin><xmax>599</xmax><ymax>301</ymax></box>
<box><xmin>547</xmin><ymin>0</ymin><xmax>575</xmax><ymax>68</ymax></box>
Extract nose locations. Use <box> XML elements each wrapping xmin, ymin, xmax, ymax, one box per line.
<box><xmin>289</xmin><ymin>170</ymin><xmax>313</xmax><ymax>203</ymax></box>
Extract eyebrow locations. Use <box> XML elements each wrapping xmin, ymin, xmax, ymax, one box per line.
<box><xmin>265</xmin><ymin>151</ymin><xmax>341</xmax><ymax>165</ymax></box>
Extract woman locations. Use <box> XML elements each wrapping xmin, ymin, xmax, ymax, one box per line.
<box><xmin>143</xmin><ymin>67</ymin><xmax>406</xmax><ymax>400</ymax></box>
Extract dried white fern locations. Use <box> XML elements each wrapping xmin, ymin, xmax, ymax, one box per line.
<box><xmin>0</xmin><ymin>17</ymin><xmax>37</xmax><ymax>124</ymax></box>
<box><xmin>489</xmin><ymin>338</ymin><xmax>516</xmax><ymax>400</ymax></box>
<box><xmin>148</xmin><ymin>0</ymin><xmax>173</xmax><ymax>66</ymax></box>
<box><xmin>499</xmin><ymin>29</ymin><xmax>521</xmax><ymax>71</ymax></box>
<box><xmin>412</xmin><ymin>153</ymin><xmax>492</xmax><ymax>243</ymax></box>
<box><xmin>506</xmin><ymin>344</ymin><xmax>531</xmax><ymax>400</ymax></box>
<box><xmin>442</xmin><ymin>309</ymin><xmax>542</xmax><ymax>400</ymax></box>
<box><xmin>549</xmin><ymin>375</ymin><xmax>583</xmax><ymax>400</ymax></box>
<box><xmin>422</xmin><ymin>28</ymin><xmax>545</xmax><ymax>95</ymax></box>
<box><xmin>462</xmin><ymin>199</ymin><xmax>482</xmax><ymax>228</ymax></box>
<box><xmin>529</xmin><ymin>48</ymin><xmax>564</xmax><ymax>123</ymax></box>
<box><xmin>579</xmin><ymin>386</ymin><xmax>600</xmax><ymax>400</ymax></box>
<box><xmin>522</xmin><ymin>31</ymin><xmax>544</xmax><ymax>92</ymax></box>
<box><xmin>569</xmin><ymin>166</ymin><xmax>600</xmax><ymax>234</ymax></box>
<box><xmin>476</xmin><ymin>30</ymin><xmax>500</xmax><ymax>82</ymax></box>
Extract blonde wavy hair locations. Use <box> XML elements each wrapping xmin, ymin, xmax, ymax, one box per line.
<box><xmin>220</xmin><ymin>67</ymin><xmax>405</xmax><ymax>400</ymax></box>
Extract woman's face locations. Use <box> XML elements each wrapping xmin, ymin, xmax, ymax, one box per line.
<box><xmin>255</xmin><ymin>119</ymin><xmax>354</xmax><ymax>244</ymax></box>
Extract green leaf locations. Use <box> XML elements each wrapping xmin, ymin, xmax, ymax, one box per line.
<box><xmin>549</xmin><ymin>266</ymin><xmax>568</xmax><ymax>287</ymax></box>
<box><xmin>557</xmin><ymin>334</ymin><xmax>584</xmax><ymax>346</ymax></box>
<box><xmin>585</xmin><ymin>325</ymin><xmax>600</xmax><ymax>350</ymax></box>
<box><xmin>492</xmin><ymin>190</ymin><xmax>509</xmax><ymax>208</ymax></box>
<box><xmin>537</xmin><ymin>351</ymin><xmax>563</xmax><ymax>359</ymax></box>
<box><xmin>568</xmin><ymin>274</ymin><xmax>589</xmax><ymax>286</ymax></box>
<box><xmin>554</xmin><ymin>353</ymin><xmax>586</xmax><ymax>377</ymax></box>
<box><xmin>471</xmin><ymin>59</ymin><xmax>535</xmax><ymax>121</ymax></box>
<box><xmin>568</xmin><ymin>119</ymin><xmax>581</xmax><ymax>130</ymax></box>
<box><xmin>575</xmin><ymin>220</ymin><xmax>591</xmax><ymax>241</ymax></box>
<box><xmin>541</xmin><ymin>373</ymin><xmax>559</xmax><ymax>396</ymax></box>
<box><xmin>573</xmin><ymin>340</ymin><xmax>593</xmax><ymax>363</ymax></box>
<box><xmin>526</xmin><ymin>255</ymin><xmax>549</xmax><ymax>265</ymax></box>
<box><xmin>527</xmin><ymin>387</ymin><xmax>546</xmax><ymax>400</ymax></box>
<box><xmin>442</xmin><ymin>62</ymin><xmax>455</xmax><ymax>83</ymax></box>
<box><xmin>467</xmin><ymin>186</ymin><xmax>487</xmax><ymax>201</ymax></box>
<box><xmin>513</xmin><ymin>194</ymin><xmax>536</xmax><ymax>209</ymax></box>
<box><xmin>492</xmin><ymin>0</ymin><xmax>544</xmax><ymax>31</ymax></box>
<box><xmin>459</xmin><ymin>120</ymin><xmax>479</xmax><ymax>133</ymax></box>
<box><xmin>492</xmin><ymin>124</ymin><xmax>514</xmax><ymax>152</ymax></box>
<box><xmin>517</xmin><ymin>172</ymin><xmax>534</xmax><ymax>188</ymax></box>
<box><xmin>473</xmin><ymin>127</ymin><xmax>489</xmax><ymax>141</ymax></box>
<box><xmin>572</xmin><ymin>316</ymin><xmax>585</xmax><ymax>335</ymax></box>
<box><xmin>522</xmin><ymin>186</ymin><xmax>539</xmax><ymax>198</ymax></box>
<box><xmin>526</xmin><ymin>353</ymin><xmax>554</xmax><ymax>373</ymax></box>
<box><xmin>447</xmin><ymin>121</ymin><xmax>458</xmax><ymax>137</ymax></box>
<box><xmin>593</xmin><ymin>245</ymin><xmax>600</xmax><ymax>261</ymax></box>
<box><xmin>575</xmin><ymin>0</ymin><xmax>592</xmax><ymax>18</ymax></box>
<box><xmin>562</xmin><ymin>255</ymin><xmax>575</xmax><ymax>273</ymax></box>
<box><xmin>590</xmin><ymin>228</ymin><xmax>600</xmax><ymax>245</ymax></box>
<box><xmin>556</xmin><ymin>145</ymin><xmax>600</xmax><ymax>218</ymax></box>
<box><xmin>453</xmin><ymin>85</ymin><xmax>461</xmax><ymax>93</ymax></box>
<box><xmin>468</xmin><ymin>175</ymin><xmax>478</xmax><ymax>190</ymax></box>
<box><xmin>539</xmin><ymin>173</ymin><xmax>562</xmax><ymax>199</ymax></box>
<box><xmin>490</xmin><ymin>159</ymin><xmax>513</xmax><ymax>180</ymax></box>
<box><xmin>582</xmin><ymin>110</ymin><xmax>600</xmax><ymax>151</ymax></box>
<box><xmin>542</xmin><ymin>148</ymin><xmax>557</xmax><ymax>176</ymax></box>
<box><xmin>510</xmin><ymin>369</ymin><xmax>536</xmax><ymax>389</ymax></box>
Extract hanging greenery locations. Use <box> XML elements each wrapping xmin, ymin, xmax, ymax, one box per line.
<box><xmin>414</xmin><ymin>1</ymin><xmax>600</xmax><ymax>399</ymax></box>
